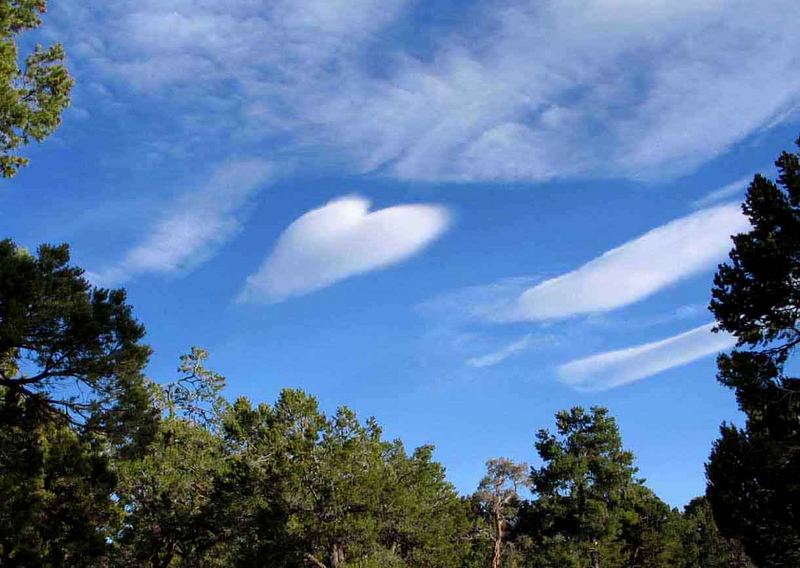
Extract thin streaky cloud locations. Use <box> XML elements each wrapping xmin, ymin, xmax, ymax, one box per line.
<box><xmin>499</xmin><ymin>202</ymin><xmax>749</xmax><ymax>322</ymax></box>
<box><xmin>466</xmin><ymin>334</ymin><xmax>548</xmax><ymax>369</ymax></box>
<box><xmin>416</xmin><ymin>276</ymin><xmax>538</xmax><ymax>325</ymax></box>
<box><xmin>90</xmin><ymin>159</ymin><xmax>275</xmax><ymax>285</ymax></box>
<box><xmin>558</xmin><ymin>323</ymin><xmax>736</xmax><ymax>392</ymax></box>
<box><xmin>240</xmin><ymin>195</ymin><xmax>451</xmax><ymax>303</ymax></box>
<box><xmin>691</xmin><ymin>176</ymin><xmax>752</xmax><ymax>209</ymax></box>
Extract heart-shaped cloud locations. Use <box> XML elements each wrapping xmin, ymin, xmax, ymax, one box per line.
<box><xmin>240</xmin><ymin>195</ymin><xmax>451</xmax><ymax>302</ymax></box>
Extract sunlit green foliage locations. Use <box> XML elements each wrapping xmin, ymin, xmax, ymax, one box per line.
<box><xmin>219</xmin><ymin>389</ymin><xmax>473</xmax><ymax>567</ymax></box>
<box><xmin>0</xmin><ymin>239</ymin><xmax>761</xmax><ymax>568</ymax></box>
<box><xmin>0</xmin><ymin>0</ymin><xmax>73</xmax><ymax>177</ymax></box>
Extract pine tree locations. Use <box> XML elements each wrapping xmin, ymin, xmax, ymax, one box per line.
<box><xmin>528</xmin><ymin>407</ymin><xmax>639</xmax><ymax>568</ymax></box>
<box><xmin>0</xmin><ymin>0</ymin><xmax>73</xmax><ymax>177</ymax></box>
<box><xmin>707</xmin><ymin>137</ymin><xmax>800</xmax><ymax>566</ymax></box>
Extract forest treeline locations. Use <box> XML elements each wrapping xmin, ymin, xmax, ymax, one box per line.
<box><xmin>1</xmin><ymin>2</ymin><xmax>799</xmax><ymax>566</ymax></box>
<box><xmin>0</xmin><ymin>240</ymin><xmax>759</xmax><ymax>567</ymax></box>
<box><xmin>4</xmin><ymin>141</ymin><xmax>800</xmax><ymax>566</ymax></box>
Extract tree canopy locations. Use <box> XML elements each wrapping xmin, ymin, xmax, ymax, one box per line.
<box><xmin>0</xmin><ymin>238</ymin><xmax>757</xmax><ymax>566</ymax></box>
<box><xmin>0</xmin><ymin>239</ymin><xmax>154</xmax><ymax>438</ymax></box>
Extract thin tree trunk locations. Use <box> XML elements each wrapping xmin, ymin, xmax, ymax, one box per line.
<box><xmin>590</xmin><ymin>540</ymin><xmax>600</xmax><ymax>568</ymax></box>
<box><xmin>331</xmin><ymin>543</ymin><xmax>345</xmax><ymax>567</ymax></box>
<box><xmin>492</xmin><ymin>516</ymin><xmax>504</xmax><ymax>568</ymax></box>
<box><xmin>304</xmin><ymin>552</ymin><xmax>328</xmax><ymax>568</ymax></box>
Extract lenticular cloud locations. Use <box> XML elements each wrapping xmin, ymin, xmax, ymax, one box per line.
<box><xmin>240</xmin><ymin>195</ymin><xmax>451</xmax><ymax>302</ymax></box>
<box><xmin>558</xmin><ymin>323</ymin><xmax>736</xmax><ymax>391</ymax></box>
<box><xmin>501</xmin><ymin>202</ymin><xmax>749</xmax><ymax>321</ymax></box>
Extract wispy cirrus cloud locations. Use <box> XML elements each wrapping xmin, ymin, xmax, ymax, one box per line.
<box><xmin>466</xmin><ymin>334</ymin><xmax>552</xmax><ymax>368</ymax></box>
<box><xmin>64</xmin><ymin>0</ymin><xmax>409</xmax><ymax>89</ymax></box>
<box><xmin>417</xmin><ymin>203</ymin><xmax>745</xmax><ymax>324</ymax></box>
<box><xmin>558</xmin><ymin>323</ymin><xmax>736</xmax><ymax>391</ymax></box>
<box><xmin>55</xmin><ymin>0</ymin><xmax>800</xmax><ymax>183</ymax></box>
<box><xmin>691</xmin><ymin>177</ymin><xmax>752</xmax><ymax>209</ymax></box>
<box><xmin>90</xmin><ymin>160</ymin><xmax>274</xmax><ymax>285</ymax></box>
<box><xmin>500</xmin><ymin>202</ymin><xmax>749</xmax><ymax>322</ymax></box>
<box><xmin>239</xmin><ymin>196</ymin><xmax>451</xmax><ymax>303</ymax></box>
<box><xmin>296</xmin><ymin>0</ymin><xmax>800</xmax><ymax>181</ymax></box>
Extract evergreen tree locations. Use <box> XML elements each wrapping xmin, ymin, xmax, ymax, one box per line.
<box><xmin>615</xmin><ymin>484</ymin><xmax>685</xmax><ymax>568</ymax></box>
<box><xmin>0</xmin><ymin>0</ymin><xmax>73</xmax><ymax>177</ymax></box>
<box><xmin>0</xmin><ymin>240</ymin><xmax>154</xmax><ymax>439</ymax></box>
<box><xmin>0</xmin><ymin>240</ymin><xmax>155</xmax><ymax>565</ymax></box>
<box><xmin>112</xmin><ymin>349</ymin><xmax>229</xmax><ymax>568</ymax></box>
<box><xmin>707</xmin><ymin>137</ymin><xmax>800</xmax><ymax>566</ymax></box>
<box><xmin>678</xmin><ymin>497</ymin><xmax>752</xmax><ymax>568</ymax></box>
<box><xmin>528</xmin><ymin>407</ymin><xmax>638</xmax><ymax>568</ymax></box>
<box><xmin>0</xmin><ymin>399</ymin><xmax>119</xmax><ymax>565</ymax></box>
<box><xmin>219</xmin><ymin>389</ymin><xmax>472</xmax><ymax>568</ymax></box>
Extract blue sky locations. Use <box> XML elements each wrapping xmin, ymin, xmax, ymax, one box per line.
<box><xmin>3</xmin><ymin>0</ymin><xmax>800</xmax><ymax>507</ymax></box>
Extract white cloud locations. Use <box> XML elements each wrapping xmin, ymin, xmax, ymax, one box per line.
<box><xmin>56</xmin><ymin>0</ymin><xmax>800</xmax><ymax>183</ymax></box>
<box><xmin>91</xmin><ymin>160</ymin><xmax>274</xmax><ymax>284</ymax></box>
<box><xmin>288</xmin><ymin>0</ymin><xmax>800</xmax><ymax>181</ymax></box>
<box><xmin>466</xmin><ymin>334</ymin><xmax>549</xmax><ymax>368</ymax></box>
<box><xmin>240</xmin><ymin>195</ymin><xmax>451</xmax><ymax>302</ymax></box>
<box><xmin>416</xmin><ymin>276</ymin><xmax>538</xmax><ymax>325</ymax></box>
<box><xmin>501</xmin><ymin>202</ymin><xmax>749</xmax><ymax>321</ymax></box>
<box><xmin>80</xmin><ymin>0</ymin><xmax>408</xmax><ymax>89</ymax></box>
<box><xmin>691</xmin><ymin>177</ymin><xmax>751</xmax><ymax>209</ymax></box>
<box><xmin>558</xmin><ymin>323</ymin><xmax>736</xmax><ymax>391</ymax></box>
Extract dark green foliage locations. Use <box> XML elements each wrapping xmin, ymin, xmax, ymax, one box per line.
<box><xmin>707</xmin><ymin>138</ymin><xmax>800</xmax><ymax>566</ymax></box>
<box><xmin>214</xmin><ymin>396</ymin><xmax>300</xmax><ymax>567</ymax></box>
<box><xmin>707</xmin><ymin>423</ymin><xmax>799</xmax><ymax>567</ymax></box>
<box><xmin>678</xmin><ymin>497</ymin><xmax>753</xmax><ymax>568</ymax></box>
<box><xmin>516</xmin><ymin>407</ymin><xmax>726</xmax><ymax>568</ymax></box>
<box><xmin>710</xmin><ymin>141</ymin><xmax>800</xmax><ymax>352</ymax></box>
<box><xmin>378</xmin><ymin>443</ymin><xmax>473</xmax><ymax>567</ymax></box>
<box><xmin>0</xmin><ymin>0</ymin><xmax>73</xmax><ymax>177</ymax></box>
<box><xmin>0</xmin><ymin>335</ymin><xmax>745</xmax><ymax>568</ymax></box>
<box><xmin>0</xmin><ymin>240</ymin><xmax>156</xmax><ymax>566</ymax></box>
<box><xmin>60</xmin><ymin>376</ymin><xmax>743</xmax><ymax>568</ymax></box>
<box><xmin>108</xmin><ymin>375</ymin><xmax>474</xmax><ymax>568</ymax></box>
<box><xmin>0</xmin><ymin>239</ymin><xmax>154</xmax><ymax>435</ymax></box>
<box><xmin>0</xmin><ymin>396</ymin><xmax>119</xmax><ymax>565</ymax></box>
<box><xmin>0</xmin><ymin>238</ymin><xmax>763</xmax><ymax>568</ymax></box>
<box><xmin>111</xmin><ymin>349</ymin><xmax>230</xmax><ymax>568</ymax></box>
<box><xmin>615</xmin><ymin>485</ymin><xmax>685</xmax><ymax>568</ymax></box>
<box><xmin>527</xmin><ymin>407</ymin><xmax>638</xmax><ymax>567</ymax></box>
